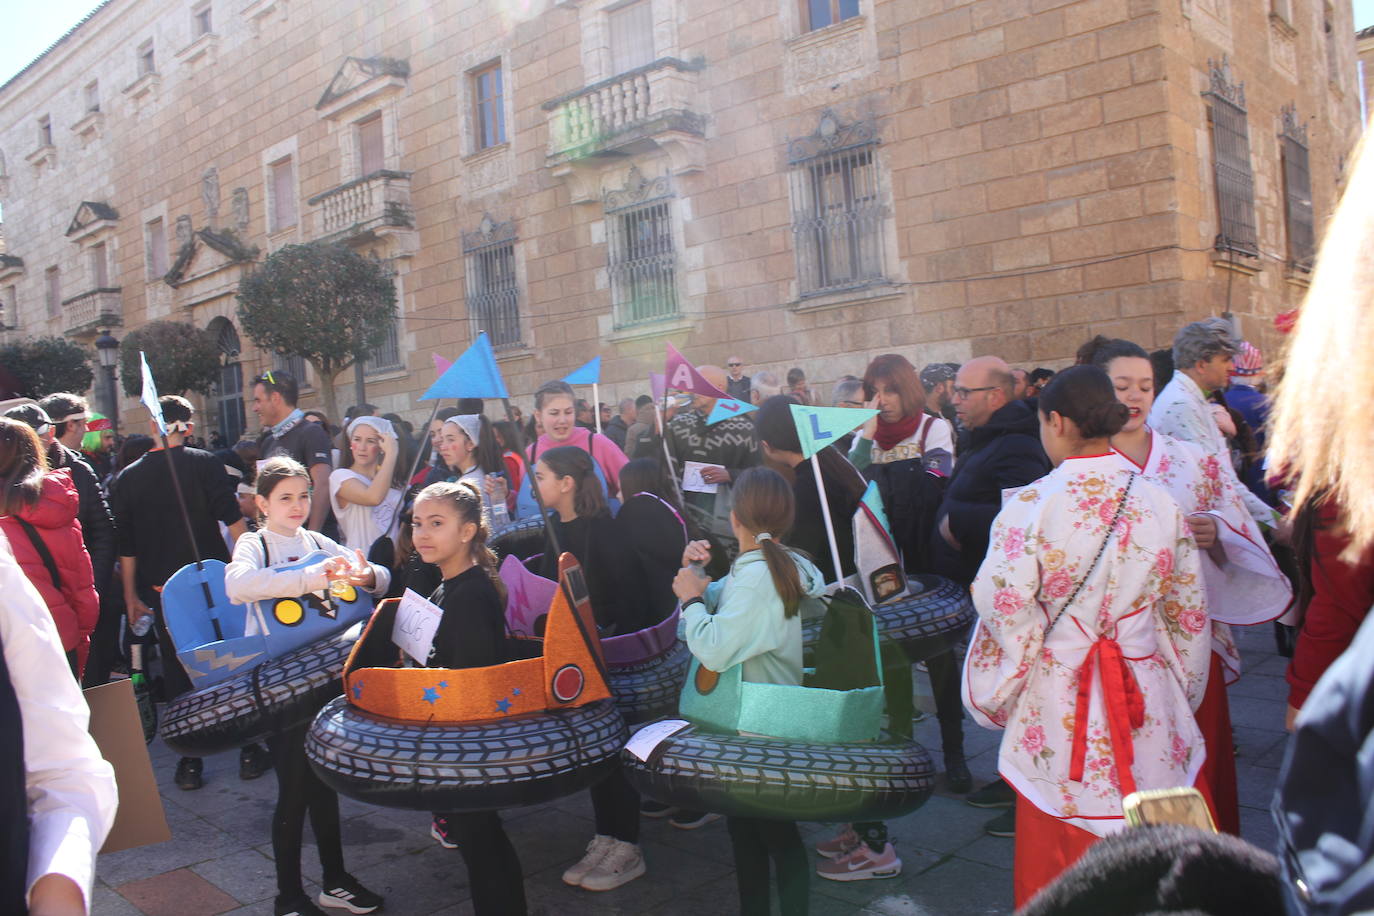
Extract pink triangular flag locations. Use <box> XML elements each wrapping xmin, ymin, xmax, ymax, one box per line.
<box><xmin>499</xmin><ymin>555</ymin><xmax>559</xmax><ymax>637</ymax></box>
<box><xmin>665</xmin><ymin>342</ymin><xmax>729</xmax><ymax>399</ymax></box>
<box><xmin>432</xmin><ymin>353</ymin><xmax>454</xmax><ymax>375</ymax></box>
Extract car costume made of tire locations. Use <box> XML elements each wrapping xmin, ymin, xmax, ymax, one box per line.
<box><xmin>489</xmin><ymin>515</ymin><xmax>548</xmax><ymax>562</ymax></box>
<box><xmin>158</xmin><ymin>553</ymin><xmax>374</xmax><ymax>756</ymax></box>
<box><xmin>624</xmin><ymin>588</ymin><xmax>935</xmax><ymax>822</ymax></box>
<box><xmin>306</xmin><ymin>554</ymin><xmax>629</xmax><ymax>812</ymax></box>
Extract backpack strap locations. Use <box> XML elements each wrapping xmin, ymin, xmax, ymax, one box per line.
<box><xmin>917</xmin><ymin>414</ymin><xmax>935</xmax><ymax>454</ymax></box>
<box><xmin>13</xmin><ymin>516</ymin><xmax>62</xmax><ymax>591</ymax></box>
<box><xmin>258</xmin><ymin>530</ymin><xmax>271</xmax><ymax>567</ymax></box>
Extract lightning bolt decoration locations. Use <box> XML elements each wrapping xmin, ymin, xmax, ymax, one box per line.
<box><xmin>192</xmin><ymin>646</ymin><xmax>264</xmax><ymax>677</ymax></box>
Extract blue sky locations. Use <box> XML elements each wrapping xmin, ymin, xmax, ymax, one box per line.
<box><xmin>2</xmin><ymin>0</ymin><xmax>1373</xmax><ymax>89</ymax></box>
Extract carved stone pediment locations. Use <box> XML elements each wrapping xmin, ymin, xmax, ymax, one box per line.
<box><xmin>316</xmin><ymin>57</ymin><xmax>409</xmax><ymax>120</ymax></box>
<box><xmin>66</xmin><ymin>201</ymin><xmax>119</xmax><ymax>242</ymax></box>
<box><xmin>165</xmin><ymin>228</ymin><xmax>258</xmax><ymax>288</ymax></box>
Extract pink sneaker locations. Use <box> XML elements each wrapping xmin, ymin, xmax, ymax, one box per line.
<box><xmin>816</xmin><ymin>841</ymin><xmax>902</xmax><ymax>882</ymax></box>
<box><xmin>814</xmin><ymin>825</ymin><xmax>860</xmax><ymax>860</ymax></box>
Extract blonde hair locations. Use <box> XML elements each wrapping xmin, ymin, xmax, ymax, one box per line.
<box><xmin>1268</xmin><ymin>136</ymin><xmax>1374</xmax><ymax>560</ymax></box>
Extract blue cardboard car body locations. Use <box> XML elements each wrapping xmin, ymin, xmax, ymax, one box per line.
<box><xmin>162</xmin><ymin>551</ymin><xmax>374</xmax><ymax>689</ymax></box>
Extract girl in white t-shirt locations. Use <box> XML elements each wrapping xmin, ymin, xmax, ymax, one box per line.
<box><xmin>328</xmin><ymin>416</ymin><xmax>404</xmax><ymax>554</ymax></box>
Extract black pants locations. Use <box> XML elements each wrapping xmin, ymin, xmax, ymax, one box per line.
<box><xmin>590</xmin><ymin>764</ymin><xmax>640</xmax><ymax>843</ymax></box>
<box><xmin>266</xmin><ymin>725</ymin><xmax>345</xmax><ymax>900</ymax></box>
<box><xmin>438</xmin><ymin>811</ymin><xmax>527</xmax><ymax>915</ymax></box>
<box><xmin>145</xmin><ymin>587</ymin><xmax>194</xmax><ymax>700</ymax></box>
<box><xmin>726</xmin><ymin>817</ymin><xmax>808</xmax><ymax>916</ymax></box>
<box><xmin>926</xmin><ymin>645</ymin><xmax>966</xmax><ymax>763</ymax></box>
<box><xmin>82</xmin><ymin>590</ymin><xmax>126</xmax><ymax>687</ymax></box>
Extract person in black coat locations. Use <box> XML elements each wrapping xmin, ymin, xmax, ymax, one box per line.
<box><xmin>934</xmin><ymin>357</ymin><xmax>1052</xmax><ymax>587</ymax></box>
<box><xmin>615</xmin><ymin>459</ymin><xmax>689</xmax><ymax>629</ymax></box>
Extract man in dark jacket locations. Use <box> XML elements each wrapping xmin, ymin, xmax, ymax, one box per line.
<box><xmin>934</xmin><ymin>356</ymin><xmax>1051</xmax><ymax>586</ymax></box>
<box><xmin>604</xmin><ymin>398</ymin><xmax>634</xmax><ymax>452</ymax></box>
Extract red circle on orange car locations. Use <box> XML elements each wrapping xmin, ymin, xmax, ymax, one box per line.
<box><xmin>551</xmin><ymin>664</ymin><xmax>584</xmax><ymax>703</ymax></box>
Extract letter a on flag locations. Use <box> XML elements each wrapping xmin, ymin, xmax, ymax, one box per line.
<box><xmin>665</xmin><ymin>343</ymin><xmax>729</xmax><ymax>399</ymax></box>
<box><xmin>790</xmin><ymin>404</ymin><xmax>877</xmax><ymax>459</ymax></box>
<box><xmin>706</xmin><ymin>397</ymin><xmax>757</xmax><ymax>425</ymax></box>
<box><xmin>140</xmin><ymin>352</ymin><xmax>166</xmax><ymax>436</ymax></box>
<box><xmin>562</xmin><ymin>356</ymin><xmax>601</xmax><ymax>386</ymax></box>
<box><xmin>420</xmin><ymin>332</ymin><xmax>509</xmax><ymax>400</ymax></box>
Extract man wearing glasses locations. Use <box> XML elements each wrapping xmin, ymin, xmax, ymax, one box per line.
<box><xmin>725</xmin><ymin>356</ymin><xmax>751</xmax><ymax>402</ymax></box>
<box><xmin>932</xmin><ymin>356</ymin><xmax>1051</xmax><ymax>588</ymax></box>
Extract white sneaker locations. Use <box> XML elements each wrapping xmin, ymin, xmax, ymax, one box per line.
<box><xmin>562</xmin><ymin>834</ymin><xmax>615</xmax><ymax>886</ymax></box>
<box><xmin>580</xmin><ymin>839</ymin><xmax>646</xmax><ymax>891</ymax></box>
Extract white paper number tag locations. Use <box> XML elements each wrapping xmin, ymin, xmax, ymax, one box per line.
<box><xmin>624</xmin><ymin>718</ymin><xmax>692</xmax><ymax>762</ymax></box>
<box><xmin>682</xmin><ymin>461</ymin><xmax>722</xmax><ymax>494</ymax></box>
<box><xmin>392</xmin><ymin>588</ymin><xmax>445</xmax><ymax>665</ymax></box>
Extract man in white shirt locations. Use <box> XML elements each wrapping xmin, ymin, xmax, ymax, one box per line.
<box><xmin>1150</xmin><ymin>318</ymin><xmax>1280</xmax><ymax>529</ymax></box>
<box><xmin>0</xmin><ymin>534</ymin><xmax>117</xmax><ymax>916</ymax></box>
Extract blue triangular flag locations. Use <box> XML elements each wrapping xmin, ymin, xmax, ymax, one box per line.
<box><xmin>139</xmin><ymin>351</ymin><xmax>166</xmax><ymax>436</ymax></box>
<box><xmin>420</xmin><ymin>332</ymin><xmax>509</xmax><ymax>400</ymax></box>
<box><xmin>860</xmin><ymin>481</ymin><xmax>892</xmax><ymax>539</ymax></box>
<box><xmin>706</xmin><ymin>397</ymin><xmax>757</xmax><ymax>425</ymax></box>
<box><xmin>790</xmin><ymin>404</ymin><xmax>877</xmax><ymax>459</ymax></box>
<box><xmin>562</xmin><ymin>356</ymin><xmax>601</xmax><ymax>386</ymax></box>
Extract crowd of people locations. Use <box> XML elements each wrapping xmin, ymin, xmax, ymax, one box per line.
<box><xmin>1</xmin><ymin>294</ymin><xmax>1371</xmax><ymax>913</ymax></box>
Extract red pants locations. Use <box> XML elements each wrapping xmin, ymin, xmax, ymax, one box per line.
<box><xmin>1194</xmin><ymin>652</ymin><xmax>1240</xmax><ymax>834</ymax></box>
<box><xmin>1011</xmin><ymin>775</ymin><xmax>1219</xmax><ymax>908</ymax></box>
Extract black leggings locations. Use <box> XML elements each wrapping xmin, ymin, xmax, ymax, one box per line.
<box><xmin>266</xmin><ymin>725</ymin><xmax>345</xmax><ymax>900</ymax></box>
<box><xmin>591</xmin><ymin>764</ymin><xmax>640</xmax><ymax>843</ymax></box>
<box><xmin>726</xmin><ymin>817</ymin><xmax>808</xmax><ymax>916</ymax></box>
<box><xmin>438</xmin><ymin>811</ymin><xmax>527</xmax><ymax>915</ymax></box>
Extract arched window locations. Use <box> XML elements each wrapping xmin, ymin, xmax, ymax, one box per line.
<box><xmin>208</xmin><ymin>317</ymin><xmax>246</xmax><ymax>444</ymax></box>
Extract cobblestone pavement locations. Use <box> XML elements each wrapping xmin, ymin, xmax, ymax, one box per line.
<box><xmin>93</xmin><ymin>625</ymin><xmax>1290</xmax><ymax>915</ymax></box>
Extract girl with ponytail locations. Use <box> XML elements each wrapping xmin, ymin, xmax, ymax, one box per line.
<box><xmin>673</xmin><ymin>466</ymin><xmax>826</xmax><ymax>916</ymax></box>
<box><xmin>410</xmin><ymin>479</ymin><xmax>526</xmax><ymax>914</ymax></box>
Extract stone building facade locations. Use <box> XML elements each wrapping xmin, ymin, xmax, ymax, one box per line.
<box><xmin>0</xmin><ymin>0</ymin><xmax>1361</xmax><ymax>438</ymax></box>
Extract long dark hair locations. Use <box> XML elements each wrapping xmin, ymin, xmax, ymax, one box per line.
<box><xmin>731</xmin><ymin>467</ymin><xmax>805</xmax><ymax>618</ymax></box>
<box><xmin>539</xmin><ymin>446</ymin><xmax>608</xmax><ymax>519</ymax></box>
<box><xmin>0</xmin><ymin>418</ymin><xmax>48</xmax><ymax>515</ymax></box>
<box><xmin>1076</xmin><ymin>335</ymin><xmax>1149</xmax><ymax>370</ymax></box>
<box><xmin>754</xmin><ymin>395</ymin><xmax>865</xmax><ymax>504</ymax></box>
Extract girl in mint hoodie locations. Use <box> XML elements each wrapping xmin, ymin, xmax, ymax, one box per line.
<box><xmin>673</xmin><ymin>466</ymin><xmax>826</xmax><ymax>916</ymax></box>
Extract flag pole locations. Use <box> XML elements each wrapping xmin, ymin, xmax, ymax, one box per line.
<box><xmin>160</xmin><ymin>427</ymin><xmax>223</xmax><ymax>640</ymax></box>
<box><xmin>593</xmin><ymin>382</ymin><xmax>602</xmax><ymax>435</ymax></box>
<box><xmin>811</xmin><ymin>453</ymin><xmax>844</xmax><ymax>586</ymax></box>
<box><xmin>405</xmin><ymin>401</ymin><xmax>442</xmax><ymax>488</ymax></box>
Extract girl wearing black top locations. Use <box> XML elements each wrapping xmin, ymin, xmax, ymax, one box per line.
<box><xmin>410</xmin><ymin>480</ymin><xmax>526</xmax><ymax>915</ymax></box>
<box><xmin>533</xmin><ymin>447</ymin><xmax>647</xmax><ymax>892</ymax></box>
<box><xmin>615</xmin><ymin>458</ymin><xmax>690</xmax><ymax>630</ymax></box>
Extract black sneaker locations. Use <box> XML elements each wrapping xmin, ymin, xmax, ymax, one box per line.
<box><xmin>945</xmin><ymin>759</ymin><xmax>973</xmax><ymax>794</ymax></box>
<box><xmin>431</xmin><ymin>815</ymin><xmax>458</xmax><ymax>849</ymax></box>
<box><xmin>275</xmin><ymin>895</ymin><xmax>327</xmax><ymax>916</ymax></box>
<box><xmin>670</xmin><ymin>809</ymin><xmax>721</xmax><ymax>830</ymax></box>
<box><xmin>174</xmin><ymin>756</ymin><xmax>203</xmax><ymax>791</ymax></box>
<box><xmin>318</xmin><ymin>874</ymin><xmax>383</xmax><ymax>914</ymax></box>
<box><xmin>240</xmin><ymin>743</ymin><xmax>271</xmax><ymax>781</ymax></box>
<box><xmin>984</xmin><ymin>808</ymin><xmax>1016</xmax><ymax>838</ymax></box>
<box><xmin>966</xmin><ymin>778</ymin><xmax>1016</xmax><ymax>809</ymax></box>
<box><xmin>641</xmin><ymin>799</ymin><xmax>678</xmax><ymax>819</ymax></box>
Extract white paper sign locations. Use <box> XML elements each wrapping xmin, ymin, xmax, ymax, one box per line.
<box><xmin>393</xmin><ymin>588</ymin><xmax>445</xmax><ymax>664</ymax></box>
<box><xmin>682</xmin><ymin>461</ymin><xmax>723</xmax><ymax>494</ymax></box>
<box><xmin>624</xmin><ymin>718</ymin><xmax>692</xmax><ymax>762</ymax></box>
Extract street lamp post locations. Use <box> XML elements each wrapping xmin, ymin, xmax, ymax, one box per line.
<box><xmin>95</xmin><ymin>329</ymin><xmax>120</xmax><ymax>431</ymax></box>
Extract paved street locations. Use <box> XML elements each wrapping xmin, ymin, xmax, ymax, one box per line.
<box><xmin>93</xmin><ymin>625</ymin><xmax>1290</xmax><ymax>916</ymax></box>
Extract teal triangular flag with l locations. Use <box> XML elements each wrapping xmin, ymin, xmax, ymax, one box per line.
<box><xmin>420</xmin><ymin>332</ymin><xmax>509</xmax><ymax>400</ymax></box>
<box><xmin>706</xmin><ymin>397</ymin><xmax>757</xmax><ymax>425</ymax></box>
<box><xmin>860</xmin><ymin>480</ymin><xmax>892</xmax><ymax>539</ymax></box>
<box><xmin>790</xmin><ymin>404</ymin><xmax>877</xmax><ymax>458</ymax></box>
<box><xmin>562</xmin><ymin>356</ymin><xmax>601</xmax><ymax>385</ymax></box>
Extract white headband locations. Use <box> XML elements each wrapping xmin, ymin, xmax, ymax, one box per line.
<box><xmin>443</xmin><ymin>414</ymin><xmax>483</xmax><ymax>448</ymax></box>
<box><xmin>348</xmin><ymin>415</ymin><xmax>396</xmax><ymax>440</ymax></box>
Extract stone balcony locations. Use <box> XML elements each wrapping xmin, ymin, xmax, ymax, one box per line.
<box><xmin>543</xmin><ymin>57</ymin><xmax>706</xmax><ymax>175</ymax></box>
<box><xmin>62</xmin><ymin>287</ymin><xmax>122</xmax><ymax>336</ymax></box>
<box><xmin>307</xmin><ymin>170</ymin><xmax>417</xmax><ymax>253</ymax></box>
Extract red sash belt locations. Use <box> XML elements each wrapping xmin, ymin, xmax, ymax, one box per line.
<box><xmin>1068</xmin><ymin>637</ymin><xmax>1145</xmax><ymax>797</ymax></box>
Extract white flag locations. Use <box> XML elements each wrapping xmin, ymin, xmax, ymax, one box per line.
<box><xmin>139</xmin><ymin>351</ymin><xmax>166</xmax><ymax>436</ymax></box>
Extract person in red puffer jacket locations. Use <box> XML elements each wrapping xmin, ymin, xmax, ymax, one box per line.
<box><xmin>0</xmin><ymin>418</ymin><xmax>99</xmax><ymax>678</ymax></box>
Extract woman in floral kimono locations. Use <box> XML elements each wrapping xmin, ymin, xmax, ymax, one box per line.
<box><xmin>1081</xmin><ymin>336</ymin><xmax>1293</xmax><ymax>835</ymax></box>
<box><xmin>963</xmin><ymin>366</ymin><xmax>1213</xmax><ymax>906</ymax></box>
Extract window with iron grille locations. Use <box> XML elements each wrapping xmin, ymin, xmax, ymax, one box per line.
<box><xmin>275</xmin><ymin>353</ymin><xmax>308</xmax><ymax>387</ymax></box>
<box><xmin>1203</xmin><ymin>58</ymin><xmax>1258</xmax><ymax>258</ymax></box>
<box><xmin>1279</xmin><ymin>105</ymin><xmax>1314</xmax><ymax>273</ymax></box>
<box><xmin>463</xmin><ymin>214</ymin><xmax>522</xmax><ymax>349</ymax></box>
<box><xmin>604</xmin><ymin>168</ymin><xmax>679</xmax><ymax>328</ymax></box>
<box><xmin>364</xmin><ymin>318</ymin><xmax>403</xmax><ymax>375</ymax></box>
<box><xmin>787</xmin><ymin>109</ymin><xmax>886</xmax><ymax>297</ymax></box>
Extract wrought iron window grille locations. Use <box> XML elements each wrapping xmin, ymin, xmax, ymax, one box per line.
<box><xmin>462</xmin><ymin>214</ymin><xmax>523</xmax><ymax>350</ymax></box>
<box><xmin>1203</xmin><ymin>57</ymin><xmax>1259</xmax><ymax>259</ymax></box>
<box><xmin>604</xmin><ymin>167</ymin><xmax>679</xmax><ymax>329</ymax></box>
